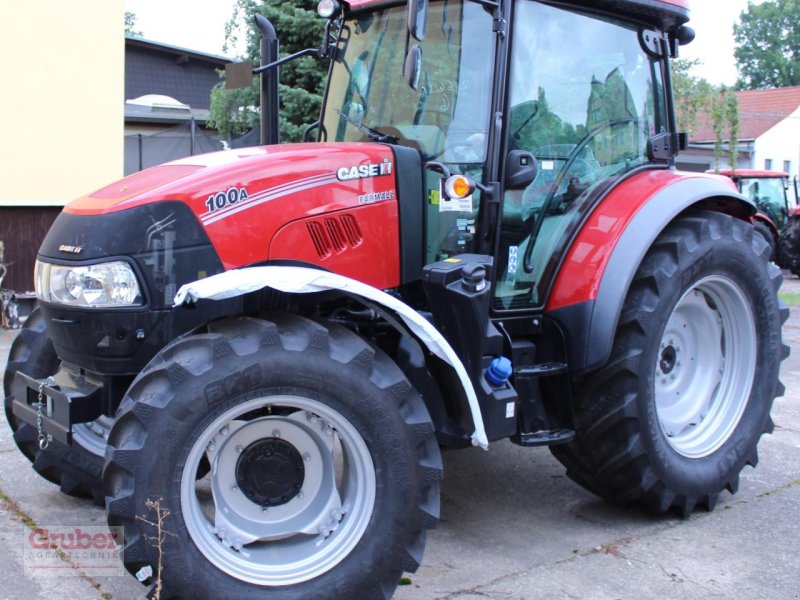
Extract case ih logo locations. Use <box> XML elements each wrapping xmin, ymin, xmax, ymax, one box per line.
<box><xmin>336</xmin><ymin>160</ymin><xmax>393</xmax><ymax>181</ymax></box>
<box><xmin>58</xmin><ymin>245</ymin><xmax>83</xmax><ymax>254</ymax></box>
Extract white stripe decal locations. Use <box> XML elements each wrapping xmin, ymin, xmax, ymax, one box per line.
<box><xmin>200</xmin><ymin>172</ymin><xmax>334</xmax><ymax>220</ymax></box>
<box><xmin>200</xmin><ymin>174</ymin><xmax>338</xmax><ymax>226</ymax></box>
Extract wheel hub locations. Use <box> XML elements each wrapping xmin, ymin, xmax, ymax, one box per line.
<box><xmin>659</xmin><ymin>345</ymin><xmax>678</xmax><ymax>374</ymax></box>
<box><xmin>236</xmin><ymin>438</ymin><xmax>305</xmax><ymax>507</ymax></box>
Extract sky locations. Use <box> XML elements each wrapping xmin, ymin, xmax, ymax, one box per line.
<box><xmin>124</xmin><ymin>0</ymin><xmax>763</xmax><ymax>86</ymax></box>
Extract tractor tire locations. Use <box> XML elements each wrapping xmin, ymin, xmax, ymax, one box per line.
<box><xmin>753</xmin><ymin>220</ymin><xmax>776</xmax><ymax>261</ymax></box>
<box><xmin>104</xmin><ymin>314</ymin><xmax>441</xmax><ymax>600</ymax></box>
<box><xmin>777</xmin><ymin>217</ymin><xmax>800</xmax><ymax>276</ymax></box>
<box><xmin>3</xmin><ymin>308</ymin><xmax>107</xmax><ymax>504</ymax></box>
<box><xmin>551</xmin><ymin>210</ymin><xmax>788</xmax><ymax>517</ymax></box>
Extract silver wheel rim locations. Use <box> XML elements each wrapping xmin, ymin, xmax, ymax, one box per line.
<box><xmin>72</xmin><ymin>415</ymin><xmax>113</xmax><ymax>457</ymax></box>
<box><xmin>180</xmin><ymin>395</ymin><xmax>376</xmax><ymax>586</ymax></box>
<box><xmin>654</xmin><ymin>275</ymin><xmax>757</xmax><ymax>458</ymax></box>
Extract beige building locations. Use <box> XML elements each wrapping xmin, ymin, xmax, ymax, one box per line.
<box><xmin>0</xmin><ymin>0</ymin><xmax>124</xmax><ymax>291</ymax></box>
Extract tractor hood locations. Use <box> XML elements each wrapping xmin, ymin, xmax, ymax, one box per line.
<box><xmin>68</xmin><ymin>143</ymin><xmax>398</xmax><ymax>218</ymax></box>
<box><xmin>55</xmin><ymin>143</ymin><xmax>410</xmax><ymax>290</ymax></box>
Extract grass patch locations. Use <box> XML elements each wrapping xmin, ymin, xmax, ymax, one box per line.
<box><xmin>778</xmin><ymin>292</ymin><xmax>800</xmax><ymax>306</ymax></box>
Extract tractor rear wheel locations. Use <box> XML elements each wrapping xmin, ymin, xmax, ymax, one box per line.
<box><xmin>551</xmin><ymin>211</ymin><xmax>788</xmax><ymax>516</ymax></box>
<box><xmin>104</xmin><ymin>314</ymin><xmax>441</xmax><ymax>599</ymax></box>
<box><xmin>3</xmin><ymin>308</ymin><xmax>106</xmax><ymax>504</ymax></box>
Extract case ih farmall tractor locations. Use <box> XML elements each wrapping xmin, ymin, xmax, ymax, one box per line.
<box><xmin>2</xmin><ymin>0</ymin><xmax>788</xmax><ymax>598</ymax></box>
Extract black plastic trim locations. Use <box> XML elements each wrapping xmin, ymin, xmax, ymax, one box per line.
<box><xmin>391</xmin><ymin>145</ymin><xmax>425</xmax><ymax>283</ymax></box>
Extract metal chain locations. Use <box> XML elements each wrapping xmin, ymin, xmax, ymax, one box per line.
<box><xmin>36</xmin><ymin>377</ymin><xmax>55</xmax><ymax>450</ymax></box>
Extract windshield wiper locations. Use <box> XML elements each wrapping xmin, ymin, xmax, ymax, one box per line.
<box><xmin>335</xmin><ymin>109</ymin><xmax>399</xmax><ymax>144</ymax></box>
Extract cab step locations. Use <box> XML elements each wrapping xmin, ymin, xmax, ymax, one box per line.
<box><xmin>514</xmin><ymin>362</ymin><xmax>568</xmax><ymax>377</ymax></box>
<box><xmin>511</xmin><ymin>428</ymin><xmax>575</xmax><ymax>447</ymax></box>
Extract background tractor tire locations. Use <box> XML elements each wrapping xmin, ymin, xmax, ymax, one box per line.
<box><xmin>777</xmin><ymin>217</ymin><xmax>800</xmax><ymax>276</ymax></box>
<box><xmin>3</xmin><ymin>308</ymin><xmax>106</xmax><ymax>504</ymax></box>
<box><xmin>104</xmin><ymin>314</ymin><xmax>442</xmax><ymax>600</ymax></box>
<box><xmin>551</xmin><ymin>210</ymin><xmax>788</xmax><ymax>517</ymax></box>
<box><xmin>753</xmin><ymin>220</ymin><xmax>776</xmax><ymax>261</ymax></box>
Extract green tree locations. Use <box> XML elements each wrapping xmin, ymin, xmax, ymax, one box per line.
<box><xmin>734</xmin><ymin>0</ymin><xmax>800</xmax><ymax>89</ymax></box>
<box><xmin>672</xmin><ymin>59</ymin><xmax>740</xmax><ymax>171</ymax></box>
<box><xmin>125</xmin><ymin>11</ymin><xmax>143</xmax><ymax>37</ymax></box>
<box><xmin>209</xmin><ymin>0</ymin><xmax>329</xmax><ymax>142</ymax></box>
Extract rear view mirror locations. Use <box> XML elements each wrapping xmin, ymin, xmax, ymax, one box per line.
<box><xmin>225</xmin><ymin>61</ymin><xmax>254</xmax><ymax>89</ymax></box>
<box><xmin>407</xmin><ymin>0</ymin><xmax>428</xmax><ymax>41</ymax></box>
<box><xmin>404</xmin><ymin>45</ymin><xmax>423</xmax><ymax>90</ymax></box>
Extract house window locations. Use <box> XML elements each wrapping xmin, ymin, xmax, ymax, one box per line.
<box><xmin>765</xmin><ymin>159</ymin><xmax>773</xmax><ymax>170</ymax></box>
<box><xmin>784</xmin><ymin>160</ymin><xmax>791</xmax><ymax>173</ymax></box>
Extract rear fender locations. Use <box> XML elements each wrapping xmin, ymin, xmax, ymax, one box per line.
<box><xmin>173</xmin><ymin>265</ymin><xmax>489</xmax><ymax>449</ymax></box>
<box><xmin>546</xmin><ymin>171</ymin><xmax>754</xmax><ymax>374</ymax></box>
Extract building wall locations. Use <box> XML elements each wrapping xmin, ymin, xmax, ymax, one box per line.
<box><xmin>0</xmin><ymin>0</ymin><xmax>123</xmax><ymax>292</ymax></box>
<box><xmin>0</xmin><ymin>0</ymin><xmax>124</xmax><ymax>207</ymax></box>
<box><xmin>753</xmin><ymin>107</ymin><xmax>800</xmax><ymax>180</ymax></box>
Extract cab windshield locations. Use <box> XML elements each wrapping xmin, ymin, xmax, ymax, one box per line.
<box><xmin>321</xmin><ymin>1</ymin><xmax>496</xmax><ymax>163</ymax></box>
<box><xmin>738</xmin><ymin>177</ymin><xmax>791</xmax><ymax>227</ymax></box>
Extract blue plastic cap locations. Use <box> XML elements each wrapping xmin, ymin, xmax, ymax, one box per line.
<box><xmin>485</xmin><ymin>356</ymin><xmax>513</xmax><ymax>386</ymax></box>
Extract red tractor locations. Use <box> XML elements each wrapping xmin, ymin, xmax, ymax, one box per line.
<box><xmin>3</xmin><ymin>0</ymin><xmax>788</xmax><ymax>598</ymax></box>
<box><xmin>713</xmin><ymin>168</ymin><xmax>796</xmax><ymax>261</ymax></box>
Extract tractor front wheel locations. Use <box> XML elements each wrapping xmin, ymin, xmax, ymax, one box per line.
<box><xmin>104</xmin><ymin>314</ymin><xmax>441</xmax><ymax>599</ymax></box>
<box><xmin>3</xmin><ymin>308</ymin><xmax>106</xmax><ymax>504</ymax></box>
<box><xmin>552</xmin><ymin>210</ymin><xmax>788</xmax><ymax>516</ymax></box>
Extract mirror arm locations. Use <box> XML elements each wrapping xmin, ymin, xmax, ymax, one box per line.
<box><xmin>253</xmin><ymin>47</ymin><xmax>322</xmax><ymax>74</ymax></box>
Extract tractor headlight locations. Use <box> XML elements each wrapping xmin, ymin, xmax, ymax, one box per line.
<box><xmin>317</xmin><ymin>0</ymin><xmax>340</xmax><ymax>18</ymax></box>
<box><xmin>35</xmin><ymin>260</ymin><xmax>144</xmax><ymax>308</ymax></box>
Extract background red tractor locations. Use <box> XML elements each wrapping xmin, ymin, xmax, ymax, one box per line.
<box><xmin>3</xmin><ymin>0</ymin><xmax>788</xmax><ymax>597</ymax></box>
<box><xmin>713</xmin><ymin>168</ymin><xmax>797</xmax><ymax>263</ymax></box>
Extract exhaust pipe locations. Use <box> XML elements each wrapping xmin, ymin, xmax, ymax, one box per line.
<box><xmin>255</xmin><ymin>14</ymin><xmax>280</xmax><ymax>146</ymax></box>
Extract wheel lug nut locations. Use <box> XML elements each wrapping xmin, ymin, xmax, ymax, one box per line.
<box><xmin>272</xmin><ymin>429</ymin><xmax>281</xmax><ymax>438</ymax></box>
<box><xmin>236</xmin><ymin>445</ymin><xmax>243</xmax><ymax>453</ymax></box>
<box><xmin>303</xmin><ymin>453</ymin><xmax>311</xmax><ymax>462</ymax></box>
<box><xmin>231</xmin><ymin>485</ymin><xmax>238</xmax><ymax>491</ymax></box>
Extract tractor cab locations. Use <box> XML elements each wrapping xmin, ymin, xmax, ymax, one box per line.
<box><xmin>316</xmin><ymin>0</ymin><xmax>692</xmax><ymax>313</ymax></box>
<box><xmin>715</xmin><ymin>169</ymin><xmax>795</xmax><ymax>229</ymax></box>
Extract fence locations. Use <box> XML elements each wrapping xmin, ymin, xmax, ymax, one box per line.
<box><xmin>124</xmin><ymin>121</ymin><xmax>224</xmax><ymax>175</ymax></box>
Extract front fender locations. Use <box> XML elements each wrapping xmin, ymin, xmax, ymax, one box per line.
<box><xmin>546</xmin><ymin>170</ymin><xmax>754</xmax><ymax>374</ymax></box>
<box><xmin>173</xmin><ymin>265</ymin><xmax>489</xmax><ymax>449</ymax></box>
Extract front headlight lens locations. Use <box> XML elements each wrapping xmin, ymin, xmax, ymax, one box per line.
<box><xmin>35</xmin><ymin>260</ymin><xmax>144</xmax><ymax>308</ymax></box>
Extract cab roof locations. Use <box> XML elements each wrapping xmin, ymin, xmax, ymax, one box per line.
<box><xmin>345</xmin><ymin>0</ymin><xmax>691</xmax><ymax>28</ymax></box>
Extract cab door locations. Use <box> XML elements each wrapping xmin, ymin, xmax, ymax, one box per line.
<box><xmin>494</xmin><ymin>0</ymin><xmax>669</xmax><ymax>311</ymax></box>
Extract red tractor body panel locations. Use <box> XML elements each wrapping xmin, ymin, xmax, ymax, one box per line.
<box><xmin>65</xmin><ymin>143</ymin><xmax>402</xmax><ymax>289</ymax></box>
<box><xmin>547</xmin><ymin>170</ymin><xmax>735</xmax><ymax>311</ymax></box>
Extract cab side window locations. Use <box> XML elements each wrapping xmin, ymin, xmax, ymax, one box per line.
<box><xmin>495</xmin><ymin>1</ymin><xmax>667</xmax><ymax>309</ymax></box>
